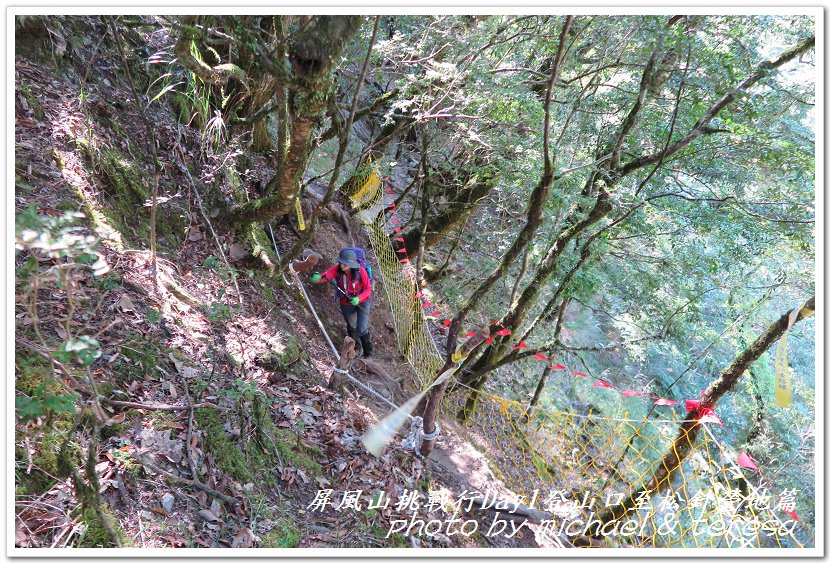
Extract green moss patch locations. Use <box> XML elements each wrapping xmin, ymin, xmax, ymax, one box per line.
<box><xmin>111</xmin><ymin>334</ymin><xmax>164</xmax><ymax>388</ymax></box>
<box><xmin>255</xmin><ymin>326</ymin><xmax>310</xmax><ymax>378</ymax></box>
<box><xmin>259</xmin><ymin>517</ymin><xmax>300</xmax><ymax>548</ymax></box>
<box><xmin>70</xmin><ymin>140</ymin><xmax>187</xmax><ymax>251</ymax></box>
<box><xmin>19</xmin><ymin>83</ymin><xmax>46</xmax><ymax>120</ymax></box>
<box><xmin>14</xmin><ymin>17</ymin><xmax>53</xmax><ymax>64</ymax></box>
<box><xmin>271</xmin><ymin>428</ymin><xmax>322</xmax><ymax>477</ymax></box>
<box><xmin>16</xmin><ymin>353</ymin><xmax>62</xmax><ymax>397</ymax></box>
<box><xmin>194</xmin><ymin>391</ymin><xmax>322</xmax><ymax>491</ymax></box>
<box><xmin>77</xmin><ymin>505</ymin><xmax>129</xmax><ymax>547</ymax></box>
<box><xmin>194</xmin><ymin>407</ymin><xmax>253</xmax><ymax>482</ymax></box>
<box><xmin>242</xmin><ymin>223</ymin><xmax>278</xmax><ymax>270</ymax></box>
<box><xmin>15</xmin><ymin>431</ymin><xmax>71</xmax><ymax>497</ymax></box>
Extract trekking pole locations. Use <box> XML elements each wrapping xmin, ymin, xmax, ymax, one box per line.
<box><xmin>327</xmin><ymin>279</ymin><xmax>368</xmax><ymax>312</ymax></box>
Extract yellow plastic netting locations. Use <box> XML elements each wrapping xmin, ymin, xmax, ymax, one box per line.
<box><xmin>354</xmin><ymin>165</ymin><xmax>443</xmax><ymax>390</ymax></box>
<box><xmin>441</xmin><ymin>389</ymin><xmax>807</xmax><ymax>548</ymax></box>
<box><xmin>351</xmin><ymin>163</ymin><xmax>809</xmax><ymax>548</ymax></box>
<box><xmin>349</xmin><ymin>156</ymin><xmax>383</xmax><ymax>209</ymax></box>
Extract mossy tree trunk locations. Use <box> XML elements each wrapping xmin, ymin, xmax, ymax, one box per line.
<box><xmin>520</xmin><ymin>298</ymin><xmax>570</xmax><ymax>423</ymax></box>
<box><xmin>441</xmin><ymin>16</ymin><xmax>573</xmax><ymax>363</ymax></box>
<box><xmin>173</xmin><ymin>16</ymin><xmax>247</xmax><ymax>87</ymax></box>
<box><xmin>249</xmin><ymin>76</ymin><xmax>277</xmax><ymax>153</ymax></box>
<box><xmin>457</xmin><ymin>186</ymin><xmax>611</xmax><ymax>398</ymax></box>
<box><xmin>221</xmin><ymin>16</ymin><xmax>362</xmax><ymax>228</ymax></box>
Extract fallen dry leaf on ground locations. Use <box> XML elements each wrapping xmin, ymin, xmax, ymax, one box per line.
<box><xmin>198</xmin><ymin>509</ymin><xmax>220</xmax><ymax>522</ymax></box>
<box><xmin>117</xmin><ymin>293</ymin><xmax>136</xmax><ymax>313</ymax></box>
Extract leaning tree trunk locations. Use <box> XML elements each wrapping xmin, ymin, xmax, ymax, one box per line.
<box><xmin>454</xmin><ymin>34</ymin><xmax>817</xmax><ymax>408</ymax></box>
<box><xmin>590</xmin><ymin>296</ymin><xmax>814</xmax><ymax>531</ymax></box>
<box><xmin>443</xmin><ymin>15</ymin><xmax>572</xmax><ymax>359</ymax></box>
<box><xmin>520</xmin><ymin>298</ymin><xmax>570</xmax><ymax>423</ymax></box>
<box><xmin>457</xmin><ymin>188</ymin><xmax>610</xmax><ymax>401</ymax></box>
<box><xmin>456</xmin><ymin>38</ymin><xmax>666</xmax><ymax>393</ymax></box>
<box><xmin>418</xmin><ymin>329</ymin><xmax>489</xmax><ymax>458</ymax></box>
<box><xmin>521</xmin><ymin>365</ymin><xmax>554</xmax><ymax>424</ymax></box>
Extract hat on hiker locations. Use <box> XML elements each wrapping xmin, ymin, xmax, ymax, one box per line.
<box><xmin>337</xmin><ymin>248</ymin><xmax>360</xmax><ymax>269</ymax></box>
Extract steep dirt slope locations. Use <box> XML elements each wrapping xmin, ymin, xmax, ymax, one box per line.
<box><xmin>14</xmin><ymin>16</ymin><xmax>547</xmax><ymax>550</ymax></box>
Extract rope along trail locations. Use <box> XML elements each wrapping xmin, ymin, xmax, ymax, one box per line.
<box><xmin>267</xmin><ymin>218</ymin><xmax>431</xmax><ymax>454</ymax></box>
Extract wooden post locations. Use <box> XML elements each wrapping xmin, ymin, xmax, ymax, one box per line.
<box><xmin>328</xmin><ymin>337</ymin><xmax>357</xmax><ymax>391</ymax></box>
<box><xmin>418</xmin><ymin>327</ymin><xmax>488</xmax><ymax>457</ymax></box>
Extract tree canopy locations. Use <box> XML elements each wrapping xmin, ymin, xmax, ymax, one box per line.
<box><xmin>14</xmin><ymin>12</ymin><xmax>816</xmax><ymax>551</ymax></box>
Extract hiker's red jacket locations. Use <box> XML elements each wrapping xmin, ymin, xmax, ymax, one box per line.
<box><xmin>321</xmin><ymin>265</ymin><xmax>372</xmax><ymax>306</ymax></box>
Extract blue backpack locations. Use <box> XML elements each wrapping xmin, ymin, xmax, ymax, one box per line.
<box><xmin>337</xmin><ymin>247</ymin><xmax>373</xmax><ymax>290</ymax></box>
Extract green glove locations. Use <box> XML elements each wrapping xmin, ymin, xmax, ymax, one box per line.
<box><xmin>350</xmin><ymin>296</ymin><xmax>360</xmax><ymax>306</ymax></box>
<box><xmin>310</xmin><ymin>272</ymin><xmax>321</xmax><ymax>283</ymax></box>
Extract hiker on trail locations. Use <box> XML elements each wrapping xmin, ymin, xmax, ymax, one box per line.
<box><xmin>309</xmin><ymin>248</ymin><xmax>373</xmax><ymax>358</ymax></box>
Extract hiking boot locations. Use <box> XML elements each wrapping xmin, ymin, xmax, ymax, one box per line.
<box><xmin>359</xmin><ymin>332</ymin><xmax>373</xmax><ymax>358</ymax></box>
